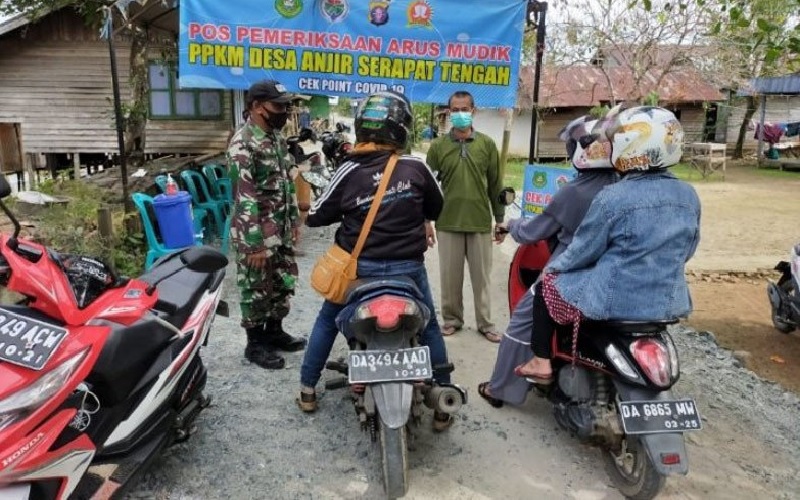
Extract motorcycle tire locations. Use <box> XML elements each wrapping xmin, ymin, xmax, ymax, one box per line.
<box><xmin>379</xmin><ymin>422</ymin><xmax>409</xmax><ymax>499</ymax></box>
<box><xmin>772</xmin><ymin>280</ymin><xmax>796</xmax><ymax>334</ymax></box>
<box><xmin>604</xmin><ymin>437</ymin><xmax>665</xmax><ymax>500</ymax></box>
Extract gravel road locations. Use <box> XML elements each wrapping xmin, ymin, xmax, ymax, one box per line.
<box><xmin>127</xmin><ymin>220</ymin><xmax>800</xmax><ymax>500</ymax></box>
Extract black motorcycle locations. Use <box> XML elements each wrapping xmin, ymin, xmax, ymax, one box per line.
<box><xmin>768</xmin><ymin>243</ymin><xmax>800</xmax><ymax>333</ymax></box>
<box><xmin>287</xmin><ymin>127</ymin><xmax>330</xmax><ymax>199</ymax></box>
<box><xmin>325</xmin><ymin>278</ymin><xmax>466</xmax><ymax>499</ymax></box>
<box><xmin>501</xmin><ymin>187</ymin><xmax>702</xmax><ymax>500</ymax></box>
<box><xmin>319</xmin><ymin>122</ymin><xmax>353</xmax><ymax>176</ymax></box>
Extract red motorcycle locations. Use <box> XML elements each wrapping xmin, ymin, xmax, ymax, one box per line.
<box><xmin>501</xmin><ymin>188</ymin><xmax>701</xmax><ymax>500</ymax></box>
<box><xmin>0</xmin><ymin>174</ymin><xmax>228</xmax><ymax>500</ymax></box>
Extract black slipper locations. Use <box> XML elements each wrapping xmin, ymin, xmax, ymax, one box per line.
<box><xmin>478</xmin><ymin>382</ymin><xmax>504</xmax><ymax>408</ymax></box>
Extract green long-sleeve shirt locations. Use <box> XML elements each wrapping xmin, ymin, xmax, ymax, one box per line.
<box><xmin>426</xmin><ymin>129</ymin><xmax>504</xmax><ymax>232</ymax></box>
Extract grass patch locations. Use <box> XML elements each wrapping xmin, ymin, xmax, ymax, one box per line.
<box><xmin>752</xmin><ymin>166</ymin><xmax>800</xmax><ymax>180</ymax></box>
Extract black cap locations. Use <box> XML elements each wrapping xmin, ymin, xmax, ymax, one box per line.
<box><xmin>246</xmin><ymin>80</ymin><xmax>292</xmax><ymax>105</ymax></box>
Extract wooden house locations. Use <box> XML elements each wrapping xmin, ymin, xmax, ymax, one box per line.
<box><xmin>468</xmin><ymin>46</ymin><xmax>724</xmax><ymax>160</ymax></box>
<box><xmin>0</xmin><ymin>5</ymin><xmax>235</xmax><ymax>179</ymax></box>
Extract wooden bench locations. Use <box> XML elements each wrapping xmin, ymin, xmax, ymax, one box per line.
<box><xmin>686</xmin><ymin>142</ymin><xmax>726</xmax><ymax>180</ymax></box>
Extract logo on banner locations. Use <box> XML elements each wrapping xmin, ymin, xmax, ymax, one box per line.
<box><xmin>368</xmin><ymin>0</ymin><xmax>391</xmax><ymax>26</ymax></box>
<box><xmin>321</xmin><ymin>0</ymin><xmax>349</xmax><ymax>23</ymax></box>
<box><xmin>556</xmin><ymin>175</ymin><xmax>570</xmax><ymax>188</ymax></box>
<box><xmin>532</xmin><ymin>171</ymin><xmax>547</xmax><ymax>189</ymax></box>
<box><xmin>407</xmin><ymin>0</ymin><xmax>433</xmax><ymax>28</ymax></box>
<box><xmin>275</xmin><ymin>0</ymin><xmax>303</xmax><ymax>18</ymax></box>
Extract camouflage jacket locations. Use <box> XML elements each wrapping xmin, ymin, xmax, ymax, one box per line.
<box><xmin>227</xmin><ymin>120</ymin><xmax>299</xmax><ymax>256</ymax></box>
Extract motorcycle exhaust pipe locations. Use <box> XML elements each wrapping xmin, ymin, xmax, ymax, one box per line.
<box><xmin>424</xmin><ymin>386</ymin><xmax>464</xmax><ymax>414</ymax></box>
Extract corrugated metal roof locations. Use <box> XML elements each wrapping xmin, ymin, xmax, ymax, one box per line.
<box><xmin>0</xmin><ymin>11</ymin><xmax>33</xmax><ymax>37</ymax></box>
<box><xmin>518</xmin><ymin>65</ymin><xmax>725</xmax><ymax>109</ymax></box>
<box><xmin>738</xmin><ymin>74</ymin><xmax>800</xmax><ymax>96</ymax></box>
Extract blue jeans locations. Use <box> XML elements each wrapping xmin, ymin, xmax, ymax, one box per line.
<box><xmin>300</xmin><ymin>258</ymin><xmax>450</xmax><ymax>387</ymax></box>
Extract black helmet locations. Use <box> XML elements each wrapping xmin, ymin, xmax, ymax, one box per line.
<box><xmin>355</xmin><ymin>91</ymin><xmax>413</xmax><ymax>149</ymax></box>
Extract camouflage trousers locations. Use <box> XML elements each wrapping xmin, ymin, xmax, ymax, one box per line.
<box><xmin>236</xmin><ymin>246</ymin><xmax>299</xmax><ymax>329</ymax></box>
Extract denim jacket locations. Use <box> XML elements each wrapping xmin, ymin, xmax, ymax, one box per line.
<box><xmin>546</xmin><ymin>171</ymin><xmax>701</xmax><ymax>321</ymax></box>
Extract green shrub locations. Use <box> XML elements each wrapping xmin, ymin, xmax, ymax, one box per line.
<box><xmin>32</xmin><ymin>181</ymin><xmax>146</xmax><ymax>277</ymax></box>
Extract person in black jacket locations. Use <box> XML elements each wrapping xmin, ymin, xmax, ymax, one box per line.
<box><xmin>297</xmin><ymin>91</ymin><xmax>452</xmax><ymax>430</ymax></box>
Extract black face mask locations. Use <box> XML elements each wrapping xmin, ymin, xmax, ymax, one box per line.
<box><xmin>262</xmin><ymin>106</ymin><xmax>288</xmax><ymax>130</ymax></box>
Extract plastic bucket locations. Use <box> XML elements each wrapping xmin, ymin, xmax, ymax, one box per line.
<box><xmin>153</xmin><ymin>191</ymin><xmax>195</xmax><ymax>248</ymax></box>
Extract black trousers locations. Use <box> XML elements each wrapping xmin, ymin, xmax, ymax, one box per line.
<box><xmin>531</xmin><ymin>281</ymin><xmax>557</xmax><ymax>358</ymax></box>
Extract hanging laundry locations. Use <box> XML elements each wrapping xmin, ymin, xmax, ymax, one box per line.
<box><xmin>754</xmin><ymin>123</ymin><xmax>785</xmax><ymax>144</ymax></box>
<box><xmin>785</xmin><ymin>121</ymin><xmax>800</xmax><ymax>137</ymax></box>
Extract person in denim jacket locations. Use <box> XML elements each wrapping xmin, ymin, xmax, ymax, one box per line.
<box><xmin>515</xmin><ymin>106</ymin><xmax>701</xmax><ymax>382</ymax></box>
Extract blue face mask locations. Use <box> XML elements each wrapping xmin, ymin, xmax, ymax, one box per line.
<box><xmin>450</xmin><ymin>111</ymin><xmax>473</xmax><ymax>129</ymax></box>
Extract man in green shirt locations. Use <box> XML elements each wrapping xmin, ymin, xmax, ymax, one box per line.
<box><xmin>426</xmin><ymin>91</ymin><xmax>506</xmax><ymax>343</ymax></box>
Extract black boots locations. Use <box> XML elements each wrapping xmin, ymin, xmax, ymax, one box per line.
<box><xmin>264</xmin><ymin>318</ymin><xmax>307</xmax><ymax>352</ymax></box>
<box><xmin>244</xmin><ymin>326</ymin><xmax>285</xmax><ymax>370</ymax></box>
<box><xmin>244</xmin><ymin>319</ymin><xmax>306</xmax><ymax>370</ymax></box>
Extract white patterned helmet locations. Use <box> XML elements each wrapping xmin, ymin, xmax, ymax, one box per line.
<box><xmin>604</xmin><ymin>106</ymin><xmax>684</xmax><ymax>173</ymax></box>
<box><xmin>557</xmin><ymin>115</ymin><xmax>613</xmax><ymax>171</ymax></box>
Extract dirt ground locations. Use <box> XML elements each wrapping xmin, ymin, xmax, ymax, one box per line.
<box><xmin>683</xmin><ymin>163</ymin><xmax>800</xmax><ymax>393</ymax></box>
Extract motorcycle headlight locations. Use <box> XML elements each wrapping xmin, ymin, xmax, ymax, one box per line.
<box><xmin>0</xmin><ymin>347</ymin><xmax>89</xmax><ymax>432</ymax></box>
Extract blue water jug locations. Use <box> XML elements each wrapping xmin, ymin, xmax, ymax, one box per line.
<box><xmin>153</xmin><ymin>191</ymin><xmax>195</xmax><ymax>249</ymax></box>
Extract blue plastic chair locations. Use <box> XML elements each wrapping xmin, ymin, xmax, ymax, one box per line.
<box><xmin>154</xmin><ymin>174</ymin><xmax>207</xmax><ymax>243</ymax></box>
<box><xmin>202</xmin><ymin>164</ymin><xmax>233</xmax><ymax>207</ymax></box>
<box><xmin>131</xmin><ymin>193</ymin><xmax>197</xmax><ymax>270</ymax></box>
<box><xmin>181</xmin><ymin>170</ymin><xmax>227</xmax><ymax>239</ymax></box>
<box><xmin>220</xmin><ymin>208</ymin><xmax>232</xmax><ymax>255</ymax></box>
<box><xmin>201</xmin><ymin>165</ymin><xmax>233</xmax><ymax>254</ymax></box>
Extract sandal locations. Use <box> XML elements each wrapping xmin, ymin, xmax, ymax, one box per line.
<box><xmin>479</xmin><ymin>329</ymin><xmax>502</xmax><ymax>343</ymax></box>
<box><xmin>432</xmin><ymin>411</ymin><xmax>454</xmax><ymax>432</ymax></box>
<box><xmin>442</xmin><ymin>324</ymin><xmax>462</xmax><ymax>336</ymax></box>
<box><xmin>296</xmin><ymin>390</ymin><xmax>318</xmax><ymax>413</ymax></box>
<box><xmin>478</xmin><ymin>382</ymin><xmax>504</xmax><ymax>408</ymax></box>
<box><xmin>513</xmin><ymin>365</ymin><xmax>554</xmax><ymax>386</ymax></box>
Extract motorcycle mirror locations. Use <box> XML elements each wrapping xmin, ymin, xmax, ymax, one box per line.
<box><xmin>0</xmin><ymin>174</ymin><xmax>11</xmax><ymax>199</ymax></box>
<box><xmin>180</xmin><ymin>247</ymin><xmax>229</xmax><ymax>273</ymax></box>
<box><xmin>299</xmin><ymin>127</ymin><xmax>314</xmax><ymax>142</ymax></box>
<box><xmin>497</xmin><ymin>187</ymin><xmax>516</xmax><ymax>206</ymax></box>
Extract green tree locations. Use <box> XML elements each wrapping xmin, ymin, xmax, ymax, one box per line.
<box><xmin>704</xmin><ymin>0</ymin><xmax>797</xmax><ymax>157</ymax></box>
<box><xmin>634</xmin><ymin>0</ymin><xmax>800</xmax><ymax>65</ymax></box>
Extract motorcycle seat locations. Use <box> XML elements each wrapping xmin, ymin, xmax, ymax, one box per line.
<box><xmin>87</xmin><ymin>317</ymin><xmax>176</xmax><ymax>405</ymax></box>
<box><xmin>140</xmin><ymin>253</ymin><xmax>225</xmax><ymax>328</ymax></box>
<box><xmin>582</xmin><ymin>319</ymin><xmax>678</xmax><ymax>334</ymax></box>
<box><xmin>345</xmin><ymin>276</ymin><xmax>424</xmax><ymax>304</ymax></box>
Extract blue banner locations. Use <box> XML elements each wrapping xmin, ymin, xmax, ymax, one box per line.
<box><xmin>521</xmin><ymin>165</ymin><xmax>576</xmax><ymax>218</ymax></box>
<box><xmin>178</xmin><ymin>0</ymin><xmax>526</xmax><ymax>107</ymax></box>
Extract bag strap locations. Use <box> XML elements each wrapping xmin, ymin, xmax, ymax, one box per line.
<box><xmin>351</xmin><ymin>154</ymin><xmax>398</xmax><ymax>259</ymax></box>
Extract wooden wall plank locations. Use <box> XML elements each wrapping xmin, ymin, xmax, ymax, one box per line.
<box><xmin>0</xmin><ymin>8</ymin><xmax>231</xmax><ymax>157</ymax></box>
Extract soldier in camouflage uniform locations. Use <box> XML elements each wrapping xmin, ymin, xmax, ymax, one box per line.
<box><xmin>227</xmin><ymin>80</ymin><xmax>306</xmax><ymax>370</ymax></box>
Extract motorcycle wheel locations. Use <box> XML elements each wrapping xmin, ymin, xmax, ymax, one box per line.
<box><xmin>379</xmin><ymin>422</ymin><xmax>409</xmax><ymax>499</ymax></box>
<box><xmin>772</xmin><ymin>280</ymin><xmax>796</xmax><ymax>333</ymax></box>
<box><xmin>604</xmin><ymin>437</ymin><xmax>664</xmax><ymax>500</ymax></box>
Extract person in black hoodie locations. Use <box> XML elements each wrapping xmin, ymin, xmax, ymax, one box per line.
<box><xmin>297</xmin><ymin>91</ymin><xmax>452</xmax><ymax>430</ymax></box>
